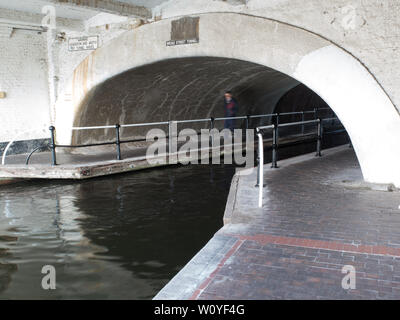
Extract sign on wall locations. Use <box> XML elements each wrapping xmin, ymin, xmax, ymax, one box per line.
<box><xmin>166</xmin><ymin>38</ymin><xmax>199</xmax><ymax>46</ymax></box>
<box><xmin>166</xmin><ymin>17</ymin><xmax>199</xmax><ymax>46</ymax></box>
<box><xmin>68</xmin><ymin>36</ymin><xmax>99</xmax><ymax>51</ymax></box>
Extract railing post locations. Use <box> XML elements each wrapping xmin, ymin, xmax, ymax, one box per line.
<box><xmin>255</xmin><ymin>142</ymin><xmax>260</xmax><ymax>187</ymax></box>
<box><xmin>301</xmin><ymin>111</ymin><xmax>305</xmax><ymax>135</ymax></box>
<box><xmin>168</xmin><ymin>121</ymin><xmax>172</xmax><ymax>153</ymax></box>
<box><xmin>209</xmin><ymin>117</ymin><xmax>215</xmax><ymax>148</ymax></box>
<box><xmin>316</xmin><ymin>118</ymin><xmax>322</xmax><ymax>157</ymax></box>
<box><xmin>313</xmin><ymin>108</ymin><xmax>317</xmax><ymax>120</ymax></box>
<box><xmin>271</xmin><ymin>124</ymin><xmax>278</xmax><ymax>168</ymax></box>
<box><xmin>246</xmin><ymin>114</ymin><xmax>250</xmax><ymax>130</ymax></box>
<box><xmin>256</xmin><ymin>129</ymin><xmax>264</xmax><ymax>208</ymax></box>
<box><xmin>49</xmin><ymin>126</ymin><xmax>57</xmax><ymax>166</ymax></box>
<box><xmin>115</xmin><ymin>124</ymin><xmax>122</xmax><ymax>160</ymax></box>
<box><xmin>275</xmin><ymin>112</ymin><xmax>280</xmax><ymax>127</ymax></box>
<box><xmin>168</xmin><ymin>121</ymin><xmax>178</xmax><ymax>164</ymax></box>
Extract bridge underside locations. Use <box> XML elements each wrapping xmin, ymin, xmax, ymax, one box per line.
<box><xmin>73</xmin><ymin>57</ymin><xmax>329</xmax><ymax>145</ymax></box>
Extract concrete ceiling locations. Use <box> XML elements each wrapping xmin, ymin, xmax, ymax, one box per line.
<box><xmin>118</xmin><ymin>0</ymin><xmax>168</xmax><ymax>8</ymax></box>
<box><xmin>0</xmin><ymin>0</ymin><xmax>154</xmax><ymax>20</ymax></box>
<box><xmin>0</xmin><ymin>0</ymin><xmax>99</xmax><ymax>20</ymax></box>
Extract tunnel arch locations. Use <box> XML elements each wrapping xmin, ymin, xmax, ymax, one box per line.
<box><xmin>55</xmin><ymin>12</ymin><xmax>400</xmax><ymax>187</ymax></box>
<box><xmin>72</xmin><ymin>56</ymin><xmax>301</xmax><ymax>144</ymax></box>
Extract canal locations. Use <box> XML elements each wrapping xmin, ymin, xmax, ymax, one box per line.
<box><xmin>0</xmin><ymin>132</ymin><xmax>348</xmax><ymax>299</ymax></box>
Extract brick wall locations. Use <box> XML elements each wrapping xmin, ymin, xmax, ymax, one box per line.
<box><xmin>0</xmin><ymin>8</ymin><xmax>135</xmax><ymax>148</ymax></box>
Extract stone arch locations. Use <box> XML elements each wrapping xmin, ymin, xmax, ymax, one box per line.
<box><xmin>54</xmin><ymin>12</ymin><xmax>400</xmax><ymax>187</ymax></box>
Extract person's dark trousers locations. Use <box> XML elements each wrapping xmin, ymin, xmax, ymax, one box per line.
<box><xmin>224</xmin><ymin>112</ymin><xmax>235</xmax><ymax>131</ymax></box>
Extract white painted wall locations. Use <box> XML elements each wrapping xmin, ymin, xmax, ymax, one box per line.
<box><xmin>0</xmin><ymin>6</ymin><xmax>85</xmax><ymax>142</ymax></box>
<box><xmin>152</xmin><ymin>0</ymin><xmax>400</xmax><ymax>113</ymax></box>
<box><xmin>0</xmin><ymin>7</ymin><xmax>141</xmax><ymax>142</ymax></box>
<box><xmin>294</xmin><ymin>45</ymin><xmax>400</xmax><ymax>185</ymax></box>
<box><xmin>54</xmin><ymin>12</ymin><xmax>140</xmax><ymax>106</ymax></box>
<box><xmin>0</xmin><ymin>29</ymin><xmax>50</xmax><ymax>142</ymax></box>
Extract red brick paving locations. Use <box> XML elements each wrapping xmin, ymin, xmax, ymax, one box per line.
<box><xmin>224</xmin><ymin>234</ymin><xmax>400</xmax><ymax>257</ymax></box>
<box><xmin>190</xmin><ymin>239</ymin><xmax>244</xmax><ymax>300</ymax></box>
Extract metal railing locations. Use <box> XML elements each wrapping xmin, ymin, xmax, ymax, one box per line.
<box><xmin>256</xmin><ymin>116</ymin><xmax>345</xmax><ymax>208</ymax></box>
<box><xmin>21</xmin><ymin>107</ymin><xmax>333</xmax><ymax>166</ymax></box>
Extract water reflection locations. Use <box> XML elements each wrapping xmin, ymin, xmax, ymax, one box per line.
<box><xmin>74</xmin><ymin>165</ymin><xmax>235</xmax><ymax>295</ymax></box>
<box><xmin>0</xmin><ymin>164</ymin><xmax>235</xmax><ymax>299</ymax></box>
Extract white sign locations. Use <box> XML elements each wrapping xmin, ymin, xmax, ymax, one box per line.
<box><xmin>68</xmin><ymin>36</ymin><xmax>99</xmax><ymax>51</ymax></box>
<box><xmin>166</xmin><ymin>38</ymin><xmax>199</xmax><ymax>46</ymax></box>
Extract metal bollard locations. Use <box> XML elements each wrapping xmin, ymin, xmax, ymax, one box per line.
<box><xmin>316</xmin><ymin>118</ymin><xmax>322</xmax><ymax>157</ymax></box>
<box><xmin>49</xmin><ymin>126</ymin><xmax>57</xmax><ymax>166</ymax></box>
<box><xmin>115</xmin><ymin>124</ymin><xmax>122</xmax><ymax>160</ymax></box>
<box><xmin>271</xmin><ymin>124</ymin><xmax>278</xmax><ymax>168</ymax></box>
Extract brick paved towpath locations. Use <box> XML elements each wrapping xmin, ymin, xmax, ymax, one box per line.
<box><xmin>155</xmin><ymin>145</ymin><xmax>400</xmax><ymax>300</ymax></box>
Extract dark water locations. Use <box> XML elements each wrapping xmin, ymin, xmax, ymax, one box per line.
<box><xmin>0</xmin><ymin>165</ymin><xmax>235</xmax><ymax>299</ymax></box>
<box><xmin>0</xmin><ymin>132</ymin><xmax>348</xmax><ymax>299</ymax></box>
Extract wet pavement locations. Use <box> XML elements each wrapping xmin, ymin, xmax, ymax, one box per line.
<box><xmin>156</xmin><ymin>146</ymin><xmax>400</xmax><ymax>300</ymax></box>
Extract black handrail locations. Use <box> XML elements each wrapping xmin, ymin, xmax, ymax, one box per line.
<box><xmin>255</xmin><ymin>116</ymin><xmax>348</xmax><ymax>207</ymax></box>
<box><xmin>25</xmin><ymin>145</ymin><xmax>50</xmax><ymax>165</ymax></box>
<box><xmin>46</xmin><ymin>109</ymin><xmax>338</xmax><ymax>166</ymax></box>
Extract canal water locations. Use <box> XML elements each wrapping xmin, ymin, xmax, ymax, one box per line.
<box><xmin>0</xmin><ymin>132</ymin><xmax>348</xmax><ymax>299</ymax></box>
